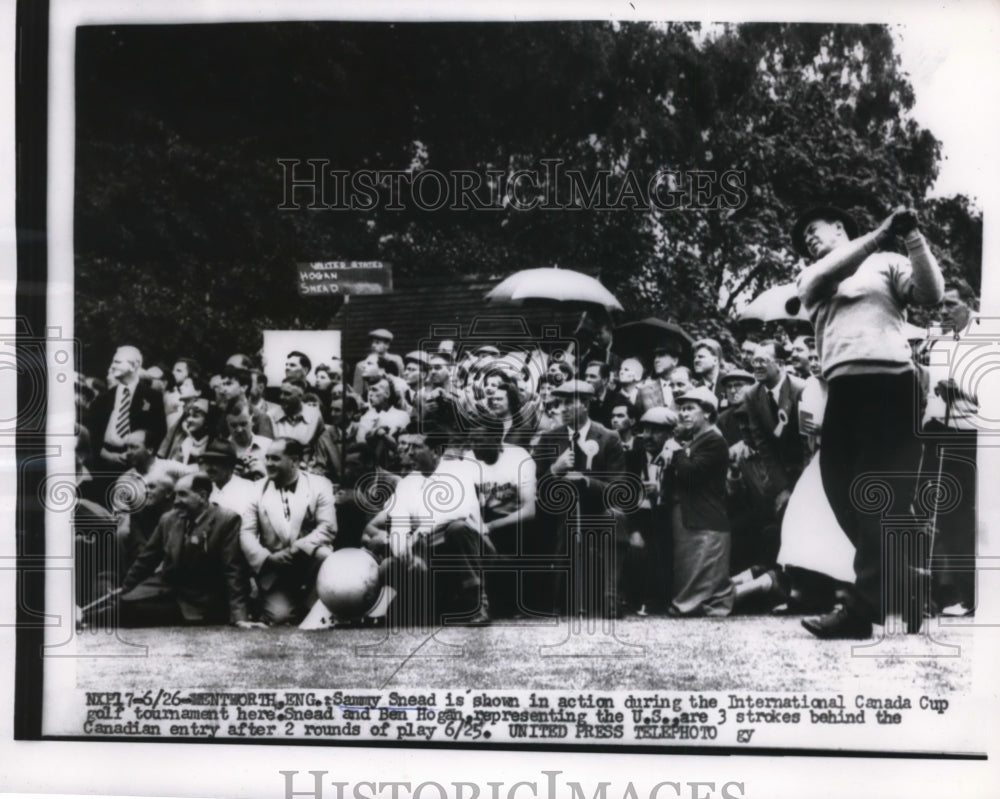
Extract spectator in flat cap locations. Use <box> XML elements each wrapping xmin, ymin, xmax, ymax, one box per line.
<box><xmin>352</xmin><ymin>329</ymin><xmax>405</xmax><ymax>396</ymax></box>
<box><xmin>716</xmin><ymin>370</ymin><xmax>757</xmax><ymax>446</ymax></box>
<box><xmin>401</xmin><ymin>350</ymin><xmax>429</xmax><ymax>408</ymax></box>
<box><xmin>533</xmin><ymin>379</ymin><xmax>627</xmax><ymax>617</ymax></box>
<box><xmin>661</xmin><ymin>385</ymin><xmax>734</xmax><ymax>617</ymax></box>
<box><xmin>623</xmin><ymin>405</ymin><xmax>681</xmax><ymax>615</ymax></box>
<box><xmin>794</xmin><ymin>205</ymin><xmax>943</xmax><ymax>639</ymax></box>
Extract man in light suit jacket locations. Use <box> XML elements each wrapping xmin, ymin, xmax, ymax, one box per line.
<box><xmin>533</xmin><ymin>380</ymin><xmax>629</xmax><ymax>617</ymax></box>
<box><xmin>240</xmin><ymin>437</ymin><xmax>337</xmax><ymax>624</ymax></box>
<box><xmin>117</xmin><ymin>473</ymin><xmax>255</xmax><ymax>627</ymax></box>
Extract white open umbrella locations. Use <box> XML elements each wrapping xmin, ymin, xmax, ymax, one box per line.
<box><xmin>485</xmin><ymin>267</ymin><xmax>623</xmax><ymax>312</ymax></box>
<box><xmin>739</xmin><ymin>283</ymin><xmax>809</xmax><ymax>323</ymax></box>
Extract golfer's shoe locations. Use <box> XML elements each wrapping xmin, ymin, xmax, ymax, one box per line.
<box><xmin>801</xmin><ymin>605</ymin><xmax>872</xmax><ymax>640</ymax></box>
<box><xmin>941</xmin><ymin>602</ymin><xmax>973</xmax><ymax>617</ymax></box>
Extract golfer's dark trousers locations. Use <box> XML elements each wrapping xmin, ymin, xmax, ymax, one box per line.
<box><xmin>820</xmin><ymin>371</ymin><xmax>923</xmax><ymax>624</ymax></box>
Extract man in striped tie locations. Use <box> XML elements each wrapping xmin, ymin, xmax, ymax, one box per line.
<box><xmin>86</xmin><ymin>345</ymin><xmax>167</xmax><ymax>499</ymax></box>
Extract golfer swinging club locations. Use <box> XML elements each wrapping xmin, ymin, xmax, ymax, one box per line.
<box><xmin>792</xmin><ymin>205</ymin><xmax>944</xmax><ymax>639</ymax></box>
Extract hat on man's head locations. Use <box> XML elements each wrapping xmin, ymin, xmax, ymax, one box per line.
<box><xmin>436</xmin><ymin>340</ymin><xmax>456</xmax><ymax>360</ymax></box>
<box><xmin>719</xmin><ymin>369</ymin><xmax>755</xmax><ymax>386</ymax></box>
<box><xmin>639</xmin><ymin>407</ymin><xmax>679</xmax><ymax>428</ymax></box>
<box><xmin>551</xmin><ymin>379</ymin><xmax>595</xmax><ymax>398</ymax></box>
<box><xmin>369</xmin><ymin>328</ymin><xmax>393</xmax><ymax>342</ymax></box>
<box><xmin>652</xmin><ymin>340</ymin><xmax>683</xmax><ymax>356</ymax></box>
<box><xmin>199</xmin><ymin>438</ymin><xmax>237</xmax><ymax>465</ymax></box>
<box><xmin>473</xmin><ymin>344</ymin><xmax>501</xmax><ymax>357</ymax></box>
<box><xmin>791</xmin><ymin>206</ymin><xmax>858</xmax><ymax>258</ymax></box>
<box><xmin>404</xmin><ymin>350</ymin><xmax>429</xmax><ymax>367</ymax></box>
<box><xmin>674</xmin><ymin>385</ymin><xmax>719</xmax><ymax>413</ymax></box>
<box><xmin>693</xmin><ymin>338</ymin><xmax>723</xmax><ymax>360</ymax></box>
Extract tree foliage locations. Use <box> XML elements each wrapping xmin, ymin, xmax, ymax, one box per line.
<box><xmin>74</xmin><ymin>21</ymin><xmax>981</xmax><ymax>373</ymax></box>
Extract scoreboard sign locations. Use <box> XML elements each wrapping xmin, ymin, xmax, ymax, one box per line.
<box><xmin>297</xmin><ymin>261</ymin><xmax>393</xmax><ymax>296</ymax></box>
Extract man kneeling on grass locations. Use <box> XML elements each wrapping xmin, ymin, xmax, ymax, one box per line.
<box><xmin>362</xmin><ymin>421</ymin><xmax>494</xmax><ymax>626</ymax></box>
<box><xmin>117</xmin><ymin>473</ymin><xmax>263</xmax><ymax>628</ymax></box>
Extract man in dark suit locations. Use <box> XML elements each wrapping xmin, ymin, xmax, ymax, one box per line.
<box><xmin>86</xmin><ymin>346</ymin><xmax>167</xmax><ymax>483</ymax></box>
<box><xmin>533</xmin><ymin>380</ymin><xmax>628</xmax><ymax>617</ymax></box>
<box><xmin>633</xmin><ymin>340</ymin><xmax>685</xmax><ymax>417</ymax></box>
<box><xmin>743</xmin><ymin>340</ymin><xmax>806</xmax><ymax>514</ymax></box>
<box><xmin>584</xmin><ymin>361</ymin><xmax>628</xmax><ymax>428</ymax></box>
<box><xmin>733</xmin><ymin>340</ymin><xmax>806</xmax><ymax>573</ymax></box>
<box><xmin>117</xmin><ymin>473</ymin><xmax>259</xmax><ymax>627</ymax></box>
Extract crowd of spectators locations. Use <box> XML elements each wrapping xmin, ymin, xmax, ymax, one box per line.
<box><xmin>72</xmin><ymin>214</ymin><xmax>980</xmax><ymax>635</ymax></box>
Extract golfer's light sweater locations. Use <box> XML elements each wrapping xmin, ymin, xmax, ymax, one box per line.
<box><xmin>797</xmin><ymin>230</ymin><xmax>943</xmax><ymax>380</ymax></box>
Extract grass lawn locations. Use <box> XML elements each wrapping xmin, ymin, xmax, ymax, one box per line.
<box><xmin>75</xmin><ymin>614</ymin><xmax>972</xmax><ymax>695</ymax></box>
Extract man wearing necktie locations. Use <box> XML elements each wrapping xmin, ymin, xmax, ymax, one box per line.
<box><xmin>116</xmin><ymin>473</ymin><xmax>258</xmax><ymax>627</ymax></box>
<box><xmin>86</xmin><ymin>346</ymin><xmax>166</xmax><ymax>496</ymax></box>
<box><xmin>533</xmin><ymin>380</ymin><xmax>628</xmax><ymax>617</ymax></box>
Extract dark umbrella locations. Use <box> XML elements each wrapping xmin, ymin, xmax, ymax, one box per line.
<box><xmin>612</xmin><ymin>318</ymin><xmax>695</xmax><ymax>363</ymax></box>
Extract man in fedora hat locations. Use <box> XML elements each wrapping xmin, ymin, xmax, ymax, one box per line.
<box><xmin>793</xmin><ymin>205</ymin><xmax>944</xmax><ymax>638</ymax></box>
<box><xmin>198</xmin><ymin>438</ymin><xmax>258</xmax><ymax>518</ymax></box>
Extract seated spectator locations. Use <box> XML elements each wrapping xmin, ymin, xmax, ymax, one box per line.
<box><xmin>216</xmin><ymin>365</ymin><xmax>274</xmax><ymax>439</ymax></box>
<box><xmin>469</xmin><ymin>428</ymin><xmax>536</xmax><ymax>617</ymax></box>
<box><xmin>356</xmin><ymin>377</ymin><xmax>410</xmax><ymax>466</ymax></box>
<box><xmin>311</xmin><ymin>393</ymin><xmax>359</xmax><ymax>486</ymax></box>
<box><xmin>115</xmin><ymin>473</ymin><xmax>177</xmax><ymax>580</ymax></box>
<box><xmin>117</xmin><ymin>473</ymin><xmax>257</xmax><ymax>628</ymax></box>
<box><xmin>164</xmin><ymin>356</ymin><xmax>205</xmax><ymax>425</ymax></box>
<box><xmin>240</xmin><ymin>438</ymin><xmax>337</xmax><ymax>625</ymax></box>
<box><xmin>272</xmin><ymin>378</ymin><xmax>324</xmax><ymax>454</ymax></box>
<box><xmin>362</xmin><ymin>422</ymin><xmax>492</xmax><ymax>626</ymax></box>
<box><xmin>485</xmin><ymin>378</ymin><xmax>536</xmax><ymax>450</ymax></box>
<box><xmin>225</xmin><ymin>403</ymin><xmax>273</xmax><ymax>481</ymax></box>
<box><xmin>199</xmin><ymin>439</ymin><xmax>259</xmax><ymax>518</ymax></box>
<box><xmin>160</xmin><ymin>396</ymin><xmax>216</xmax><ymax>465</ymax></box>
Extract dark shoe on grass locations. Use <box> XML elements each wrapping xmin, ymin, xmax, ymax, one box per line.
<box><xmin>802</xmin><ymin>605</ymin><xmax>872</xmax><ymax>640</ymax></box>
